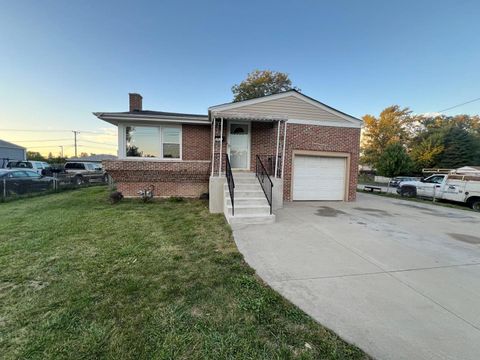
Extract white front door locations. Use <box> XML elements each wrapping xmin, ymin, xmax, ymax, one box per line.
<box><xmin>228</xmin><ymin>122</ymin><xmax>250</xmax><ymax>169</ymax></box>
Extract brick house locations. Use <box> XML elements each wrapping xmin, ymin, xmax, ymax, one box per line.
<box><xmin>94</xmin><ymin>90</ymin><xmax>362</xmax><ymax>224</ymax></box>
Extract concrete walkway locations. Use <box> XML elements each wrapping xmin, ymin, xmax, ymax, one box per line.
<box><xmin>233</xmin><ymin>193</ymin><xmax>480</xmax><ymax>360</ymax></box>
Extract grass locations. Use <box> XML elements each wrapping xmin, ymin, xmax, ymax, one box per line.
<box><xmin>0</xmin><ymin>181</ymin><xmax>107</xmax><ymax>203</ymax></box>
<box><xmin>0</xmin><ymin>187</ymin><xmax>367</xmax><ymax>359</ymax></box>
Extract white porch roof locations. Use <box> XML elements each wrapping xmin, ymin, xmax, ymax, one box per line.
<box><xmin>210</xmin><ymin>111</ymin><xmax>287</xmax><ymax>122</ymax></box>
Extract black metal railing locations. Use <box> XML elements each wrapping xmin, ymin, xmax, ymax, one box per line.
<box><xmin>225</xmin><ymin>154</ymin><xmax>235</xmax><ymax>216</ymax></box>
<box><xmin>257</xmin><ymin>154</ymin><xmax>282</xmax><ymax>178</ymax></box>
<box><xmin>255</xmin><ymin>155</ymin><xmax>273</xmax><ymax>215</ymax></box>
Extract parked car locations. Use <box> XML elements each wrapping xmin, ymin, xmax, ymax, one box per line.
<box><xmin>397</xmin><ymin>173</ymin><xmax>480</xmax><ymax>211</ymax></box>
<box><xmin>64</xmin><ymin>162</ymin><xmax>108</xmax><ymax>185</ymax></box>
<box><xmin>40</xmin><ymin>163</ymin><xmax>66</xmax><ymax>177</ymax></box>
<box><xmin>6</xmin><ymin>160</ymin><xmax>50</xmax><ymax>175</ymax></box>
<box><xmin>388</xmin><ymin>176</ymin><xmax>417</xmax><ymax>187</ymax></box>
<box><xmin>0</xmin><ymin>169</ymin><xmax>54</xmax><ymax>195</ymax></box>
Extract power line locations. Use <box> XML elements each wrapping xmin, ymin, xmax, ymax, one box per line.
<box><xmin>78</xmin><ymin>144</ymin><xmax>117</xmax><ymax>150</ymax></box>
<box><xmin>80</xmin><ymin>139</ymin><xmax>117</xmax><ymax>146</ymax></box>
<box><xmin>0</xmin><ymin>128</ymin><xmax>110</xmax><ymax>134</ymax></box>
<box><xmin>438</xmin><ymin>97</ymin><xmax>480</xmax><ymax>113</ymax></box>
<box><xmin>12</xmin><ymin>138</ymin><xmax>72</xmax><ymax>143</ymax></box>
<box><xmin>26</xmin><ymin>144</ymin><xmax>73</xmax><ymax>148</ymax></box>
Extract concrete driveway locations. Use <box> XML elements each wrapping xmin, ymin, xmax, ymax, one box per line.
<box><xmin>233</xmin><ymin>193</ymin><xmax>480</xmax><ymax>360</ymax></box>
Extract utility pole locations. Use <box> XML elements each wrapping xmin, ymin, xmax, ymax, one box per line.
<box><xmin>59</xmin><ymin>145</ymin><xmax>64</xmax><ymax>158</ymax></box>
<box><xmin>72</xmin><ymin>131</ymin><xmax>80</xmax><ymax>157</ymax></box>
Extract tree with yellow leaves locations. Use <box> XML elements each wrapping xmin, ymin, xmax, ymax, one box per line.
<box><xmin>361</xmin><ymin>105</ymin><xmax>415</xmax><ymax>167</ymax></box>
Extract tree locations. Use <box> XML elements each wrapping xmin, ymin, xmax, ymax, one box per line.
<box><xmin>409</xmin><ymin>135</ymin><xmax>444</xmax><ymax>171</ymax></box>
<box><xmin>436</xmin><ymin>126</ymin><xmax>479</xmax><ymax>168</ymax></box>
<box><xmin>410</xmin><ymin>115</ymin><xmax>480</xmax><ymax>170</ymax></box>
<box><xmin>361</xmin><ymin>105</ymin><xmax>414</xmax><ymax>167</ymax></box>
<box><xmin>26</xmin><ymin>151</ymin><xmax>46</xmax><ymax>161</ymax></box>
<box><xmin>231</xmin><ymin>70</ymin><xmax>299</xmax><ymax>102</ymax></box>
<box><xmin>376</xmin><ymin>143</ymin><xmax>413</xmax><ymax>177</ymax></box>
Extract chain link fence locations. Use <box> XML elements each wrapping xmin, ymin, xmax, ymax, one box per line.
<box><xmin>0</xmin><ymin>173</ymin><xmax>110</xmax><ymax>202</ymax></box>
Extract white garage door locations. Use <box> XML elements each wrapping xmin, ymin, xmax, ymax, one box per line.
<box><xmin>293</xmin><ymin>156</ymin><xmax>347</xmax><ymax>200</ymax></box>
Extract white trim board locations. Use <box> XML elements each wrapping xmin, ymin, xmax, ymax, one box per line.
<box><xmin>287</xmin><ymin>119</ymin><xmax>362</xmax><ymax>129</ymax></box>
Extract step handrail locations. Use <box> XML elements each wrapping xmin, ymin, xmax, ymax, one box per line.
<box><xmin>255</xmin><ymin>155</ymin><xmax>273</xmax><ymax>215</ymax></box>
<box><xmin>225</xmin><ymin>154</ymin><xmax>235</xmax><ymax>216</ymax></box>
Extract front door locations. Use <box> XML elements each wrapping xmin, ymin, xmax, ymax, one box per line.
<box><xmin>228</xmin><ymin>122</ymin><xmax>250</xmax><ymax>169</ymax></box>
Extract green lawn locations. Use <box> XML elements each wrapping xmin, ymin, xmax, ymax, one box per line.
<box><xmin>0</xmin><ymin>187</ymin><xmax>366</xmax><ymax>359</ymax></box>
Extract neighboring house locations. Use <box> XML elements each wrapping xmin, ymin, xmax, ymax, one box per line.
<box><xmin>94</xmin><ymin>91</ymin><xmax>362</xmax><ymax>224</ymax></box>
<box><xmin>0</xmin><ymin>139</ymin><xmax>26</xmax><ymax>168</ymax></box>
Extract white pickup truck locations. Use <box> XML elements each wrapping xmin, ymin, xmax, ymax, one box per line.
<box><xmin>397</xmin><ymin>172</ymin><xmax>480</xmax><ymax>211</ymax></box>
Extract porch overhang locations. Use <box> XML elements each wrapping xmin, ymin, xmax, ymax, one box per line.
<box><xmin>210</xmin><ymin>111</ymin><xmax>288</xmax><ymax>180</ymax></box>
<box><xmin>210</xmin><ymin>111</ymin><xmax>287</xmax><ymax>122</ymax></box>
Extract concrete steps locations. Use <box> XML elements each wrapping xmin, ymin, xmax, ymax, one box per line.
<box><xmin>224</xmin><ymin>171</ymin><xmax>275</xmax><ymax>225</ymax></box>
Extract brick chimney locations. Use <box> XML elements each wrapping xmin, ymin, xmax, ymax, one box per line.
<box><xmin>129</xmin><ymin>93</ymin><xmax>143</xmax><ymax>112</ymax></box>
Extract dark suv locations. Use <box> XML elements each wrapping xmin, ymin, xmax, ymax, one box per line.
<box><xmin>64</xmin><ymin>162</ymin><xmax>108</xmax><ymax>185</ymax></box>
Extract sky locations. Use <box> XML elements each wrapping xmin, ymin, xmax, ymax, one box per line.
<box><xmin>1</xmin><ymin>0</ymin><xmax>479</xmax><ymax>157</ymax></box>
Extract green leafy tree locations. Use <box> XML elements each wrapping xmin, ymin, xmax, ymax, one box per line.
<box><xmin>436</xmin><ymin>126</ymin><xmax>479</xmax><ymax>168</ymax></box>
<box><xmin>410</xmin><ymin>115</ymin><xmax>480</xmax><ymax>169</ymax></box>
<box><xmin>409</xmin><ymin>133</ymin><xmax>444</xmax><ymax>171</ymax></box>
<box><xmin>361</xmin><ymin>106</ymin><xmax>414</xmax><ymax>167</ymax></box>
<box><xmin>26</xmin><ymin>151</ymin><xmax>46</xmax><ymax>161</ymax></box>
<box><xmin>376</xmin><ymin>143</ymin><xmax>413</xmax><ymax>177</ymax></box>
<box><xmin>47</xmin><ymin>156</ymin><xmax>67</xmax><ymax>164</ymax></box>
<box><xmin>232</xmin><ymin>70</ymin><xmax>299</xmax><ymax>102</ymax></box>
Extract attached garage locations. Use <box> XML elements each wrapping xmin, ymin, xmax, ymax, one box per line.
<box><xmin>292</xmin><ymin>153</ymin><xmax>348</xmax><ymax>201</ymax></box>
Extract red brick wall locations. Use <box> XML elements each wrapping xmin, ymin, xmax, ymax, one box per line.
<box><xmin>129</xmin><ymin>93</ymin><xmax>142</xmax><ymax>112</ymax></box>
<box><xmin>105</xmin><ymin>122</ymin><xmax>360</xmax><ymax>201</ymax></box>
<box><xmin>283</xmin><ymin>124</ymin><xmax>361</xmax><ymax>201</ymax></box>
<box><xmin>182</xmin><ymin>124</ymin><xmax>211</xmax><ymax>161</ymax></box>
<box><xmin>104</xmin><ymin>160</ymin><xmax>210</xmax><ymax>197</ymax></box>
<box><xmin>250</xmin><ymin>122</ymin><xmax>278</xmax><ymax>172</ymax></box>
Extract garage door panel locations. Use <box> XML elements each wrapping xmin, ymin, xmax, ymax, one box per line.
<box><xmin>293</xmin><ymin>155</ymin><xmax>346</xmax><ymax>201</ymax></box>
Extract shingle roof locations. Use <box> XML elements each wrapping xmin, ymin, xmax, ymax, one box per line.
<box><xmin>98</xmin><ymin>110</ymin><xmax>208</xmax><ymax>118</ymax></box>
<box><xmin>0</xmin><ymin>139</ymin><xmax>26</xmax><ymax>149</ymax></box>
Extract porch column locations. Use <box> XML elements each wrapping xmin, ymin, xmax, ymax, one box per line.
<box><xmin>281</xmin><ymin>121</ymin><xmax>287</xmax><ymax>178</ymax></box>
<box><xmin>218</xmin><ymin>117</ymin><xmax>224</xmax><ymax>177</ymax></box>
<box><xmin>211</xmin><ymin>117</ymin><xmax>216</xmax><ymax>176</ymax></box>
<box><xmin>274</xmin><ymin>119</ymin><xmax>281</xmax><ymax>178</ymax></box>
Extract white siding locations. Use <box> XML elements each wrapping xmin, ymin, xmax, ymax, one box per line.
<box><xmin>229</xmin><ymin>94</ymin><xmax>348</xmax><ymax>123</ymax></box>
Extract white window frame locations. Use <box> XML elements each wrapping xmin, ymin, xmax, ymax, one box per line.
<box><xmin>118</xmin><ymin>123</ymin><xmax>182</xmax><ymax>160</ymax></box>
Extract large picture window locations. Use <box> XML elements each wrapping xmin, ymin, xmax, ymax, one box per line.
<box><xmin>125</xmin><ymin>125</ymin><xmax>181</xmax><ymax>159</ymax></box>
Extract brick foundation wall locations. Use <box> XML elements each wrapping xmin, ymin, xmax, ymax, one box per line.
<box><xmin>104</xmin><ymin>160</ymin><xmax>210</xmax><ymax>197</ymax></box>
<box><xmin>283</xmin><ymin>124</ymin><xmax>361</xmax><ymax>201</ymax></box>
